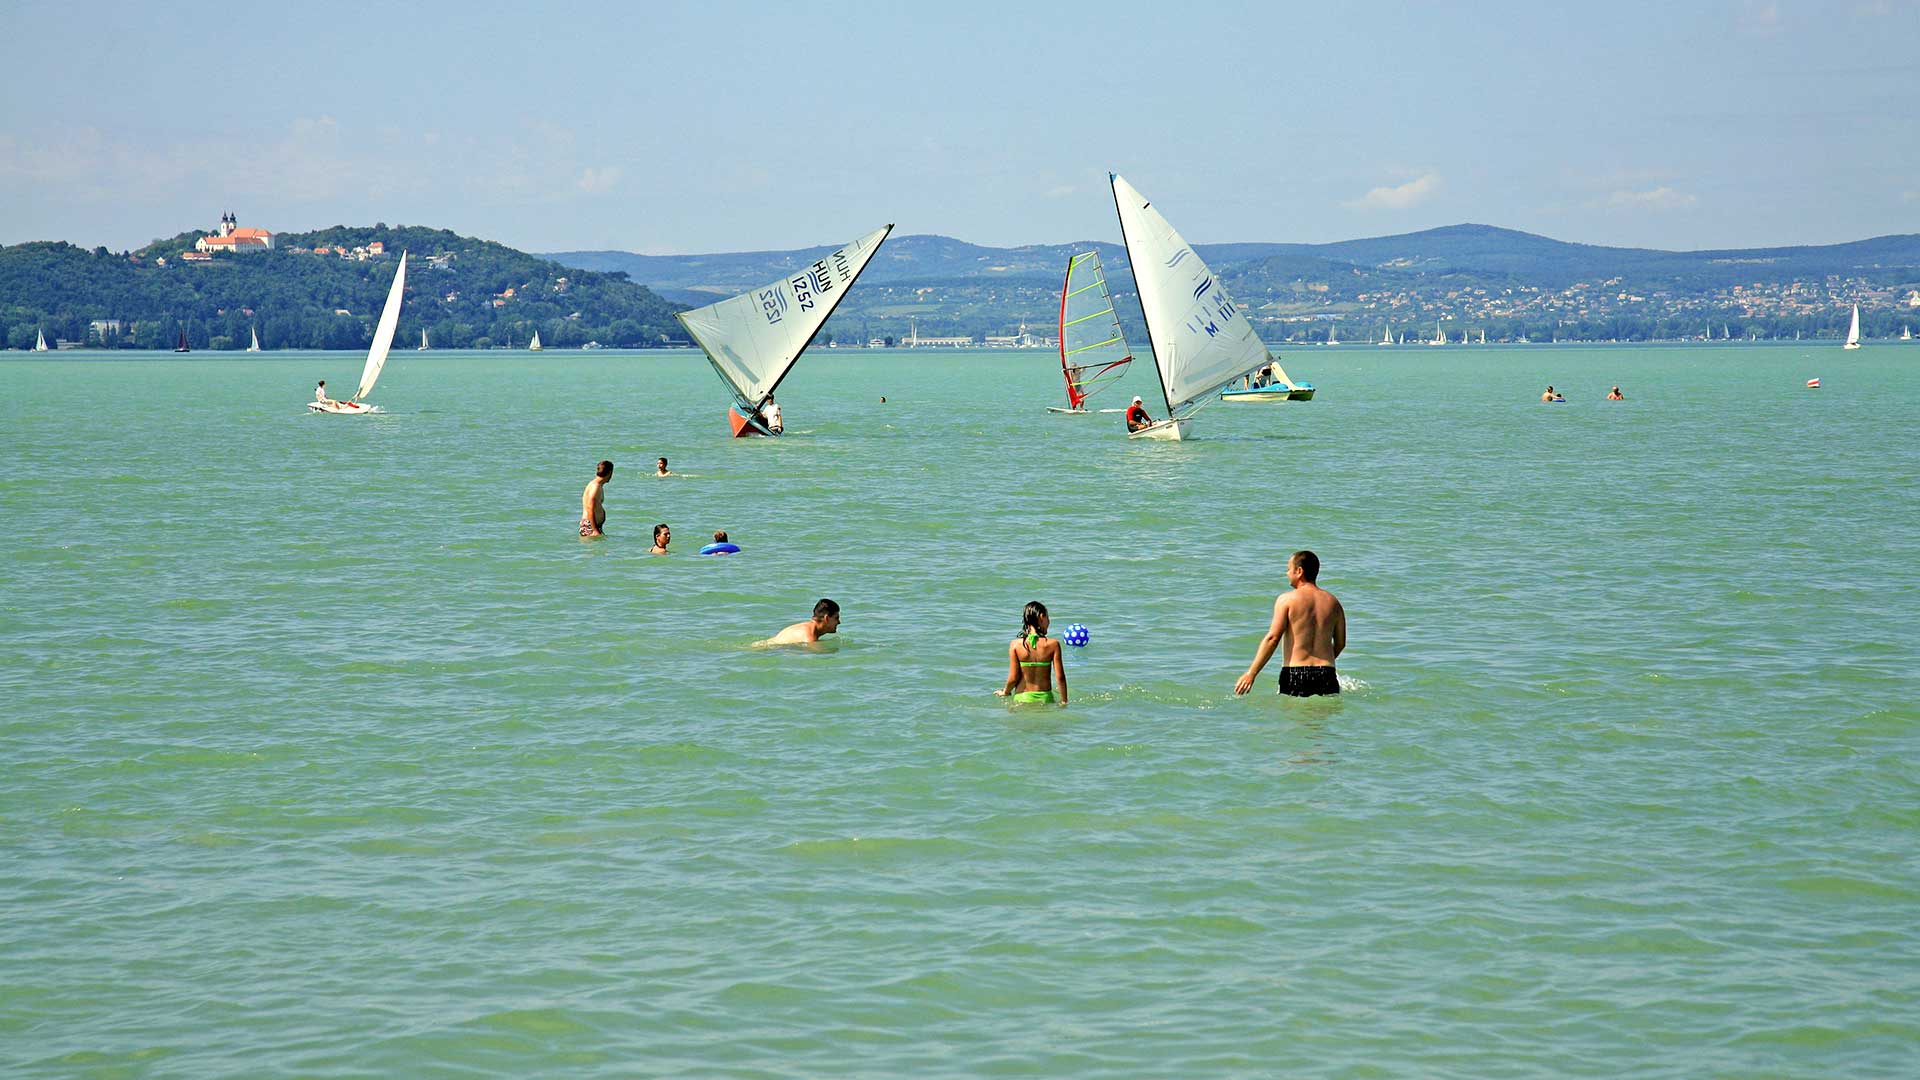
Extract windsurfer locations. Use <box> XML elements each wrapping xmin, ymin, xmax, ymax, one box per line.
<box><xmin>580</xmin><ymin>460</ymin><xmax>611</xmax><ymax>538</ymax></box>
<box><xmin>1125</xmin><ymin>395</ymin><xmax>1155</xmax><ymax>433</ymax></box>
<box><xmin>1234</xmin><ymin>550</ymin><xmax>1346</xmax><ymax>698</ymax></box>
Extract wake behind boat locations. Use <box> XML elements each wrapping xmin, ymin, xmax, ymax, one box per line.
<box><xmin>1046</xmin><ymin>250</ymin><xmax>1133</xmax><ymax>414</ymax></box>
<box><xmin>676</xmin><ymin>224</ymin><xmax>892</xmax><ymax>437</ymax></box>
<box><xmin>310</xmin><ymin>251</ymin><xmax>406</xmax><ymax>414</ymax></box>
<box><xmin>1110</xmin><ymin>174</ymin><xmax>1275</xmax><ymax>441</ymax></box>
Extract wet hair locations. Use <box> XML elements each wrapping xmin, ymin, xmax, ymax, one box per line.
<box><xmin>657</xmin><ymin>457</ymin><xmax>667</xmax><ymax>467</ymax></box>
<box><xmin>713</xmin><ymin>530</ymin><xmax>728</xmax><ymax>543</ymax></box>
<box><xmin>813</xmin><ymin>598</ymin><xmax>839</xmax><ymax>620</ymax></box>
<box><xmin>595</xmin><ymin>460</ymin><xmax>613</xmax><ymax>479</ymax></box>
<box><xmin>1020</xmin><ymin>600</ymin><xmax>1049</xmax><ymax>638</ymax></box>
<box><xmin>317</xmin><ymin>380</ymin><xmax>326</xmax><ymax>387</ymax></box>
<box><xmin>653</xmin><ymin>523</ymin><xmax>669</xmax><ymax>543</ymax></box>
<box><xmin>1290</xmin><ymin>550</ymin><xmax>1320</xmax><ymax>582</ymax></box>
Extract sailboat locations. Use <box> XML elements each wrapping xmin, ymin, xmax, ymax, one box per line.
<box><xmin>174</xmin><ymin>329</ymin><xmax>190</xmax><ymax>353</ymax></box>
<box><xmin>677</xmin><ymin>224</ymin><xmax>892</xmax><ymax>437</ymax></box>
<box><xmin>1842</xmin><ymin>305</ymin><xmax>1862</xmax><ymax>350</ymax></box>
<box><xmin>529</xmin><ymin>330</ymin><xmax>543</xmax><ymax>351</ymax></box>
<box><xmin>418</xmin><ymin>328</ymin><xmax>429</xmax><ymax>351</ymax></box>
<box><xmin>1428</xmin><ymin>323</ymin><xmax>1446</xmax><ymax>346</ymax></box>
<box><xmin>1046</xmin><ymin>250</ymin><xmax>1133</xmax><ymax>414</ymax></box>
<box><xmin>1379</xmin><ymin>324</ymin><xmax>1393</xmax><ymax>346</ymax></box>
<box><xmin>1479</xmin><ymin>328</ymin><xmax>1487</xmax><ymax>345</ymax></box>
<box><xmin>1325</xmin><ymin>323</ymin><xmax>1339</xmax><ymax>346</ymax></box>
<box><xmin>1901</xmin><ymin>326</ymin><xmax>1911</xmax><ymax>341</ymax></box>
<box><xmin>1109</xmin><ymin>174</ymin><xmax>1291</xmax><ymax>440</ymax></box>
<box><xmin>33</xmin><ymin>329</ymin><xmax>49</xmax><ymax>352</ymax></box>
<box><xmin>247</xmin><ymin>326</ymin><xmax>261</xmax><ymax>353</ymax></box>
<box><xmin>310</xmin><ymin>252</ymin><xmax>407</xmax><ymax>413</ymax></box>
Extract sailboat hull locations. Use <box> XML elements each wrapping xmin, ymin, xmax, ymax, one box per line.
<box><xmin>728</xmin><ymin>405</ymin><xmax>776</xmax><ymax>437</ymax></box>
<box><xmin>1127</xmin><ymin>416</ymin><xmax>1192</xmax><ymax>441</ymax></box>
<box><xmin>307</xmin><ymin>400</ymin><xmax>383</xmax><ymax>414</ymax></box>
<box><xmin>1220</xmin><ymin>386</ymin><xmax>1314</xmax><ymax>402</ymax></box>
<box><xmin>1842</xmin><ymin>343</ymin><xmax>1862</xmax><ymax>351</ymax></box>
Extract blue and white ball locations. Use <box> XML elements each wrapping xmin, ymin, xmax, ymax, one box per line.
<box><xmin>1063</xmin><ymin>623</ymin><xmax>1090</xmax><ymax>648</ymax></box>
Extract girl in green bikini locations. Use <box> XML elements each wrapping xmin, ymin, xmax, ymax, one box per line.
<box><xmin>996</xmin><ymin>601</ymin><xmax>1068</xmax><ymax>705</ymax></box>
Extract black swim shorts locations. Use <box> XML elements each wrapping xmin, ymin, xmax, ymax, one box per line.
<box><xmin>1279</xmin><ymin>666</ymin><xmax>1339</xmax><ymax>697</ymax></box>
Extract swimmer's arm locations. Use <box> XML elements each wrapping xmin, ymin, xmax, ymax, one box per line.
<box><xmin>1330</xmin><ymin>602</ymin><xmax>1346</xmax><ymax>660</ymax></box>
<box><xmin>1052</xmin><ymin>644</ymin><xmax>1068</xmax><ymax>705</ymax></box>
<box><xmin>996</xmin><ymin>641</ymin><xmax>1019</xmax><ymax>696</ymax></box>
<box><xmin>1234</xmin><ymin>598</ymin><xmax>1289</xmax><ymax>696</ymax></box>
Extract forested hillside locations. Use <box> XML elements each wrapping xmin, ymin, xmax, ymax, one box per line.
<box><xmin>1</xmin><ymin>225</ymin><xmax>682</xmax><ymax>350</ymax></box>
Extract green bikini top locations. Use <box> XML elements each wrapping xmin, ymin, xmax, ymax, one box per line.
<box><xmin>1018</xmin><ymin>631</ymin><xmax>1050</xmax><ymax>667</ymax></box>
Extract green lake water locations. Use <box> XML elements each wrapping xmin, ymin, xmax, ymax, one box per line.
<box><xmin>2</xmin><ymin>345</ymin><xmax>1917</xmax><ymax>1077</ymax></box>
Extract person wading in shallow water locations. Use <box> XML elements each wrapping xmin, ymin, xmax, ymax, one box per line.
<box><xmin>580</xmin><ymin>460</ymin><xmax>611</xmax><ymax>538</ymax></box>
<box><xmin>996</xmin><ymin>600</ymin><xmax>1067</xmax><ymax>705</ymax></box>
<box><xmin>1234</xmin><ymin>549</ymin><xmax>1345</xmax><ymax>697</ymax></box>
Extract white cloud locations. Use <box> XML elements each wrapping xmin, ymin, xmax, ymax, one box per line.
<box><xmin>1345</xmin><ymin>172</ymin><xmax>1442</xmax><ymax>211</ymax></box>
<box><xmin>1903</xmin><ymin>189</ymin><xmax>1920</xmax><ymax>203</ymax></box>
<box><xmin>1044</xmin><ymin>184</ymin><xmax>1075</xmax><ymax>199</ymax></box>
<box><xmin>576</xmin><ymin>166</ymin><xmax>621</xmax><ymax>195</ymax></box>
<box><xmin>1604</xmin><ymin>186</ymin><xmax>1698</xmax><ymax>211</ymax></box>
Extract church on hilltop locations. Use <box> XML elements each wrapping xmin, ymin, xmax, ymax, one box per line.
<box><xmin>195</xmin><ymin>212</ymin><xmax>274</xmax><ymax>254</ymax></box>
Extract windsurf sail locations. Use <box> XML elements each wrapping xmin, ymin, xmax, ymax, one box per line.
<box><xmin>676</xmin><ymin>224</ymin><xmax>893</xmax><ymax>412</ymax></box>
<box><xmin>356</xmin><ymin>251</ymin><xmax>407</xmax><ymax>401</ymax></box>
<box><xmin>1056</xmin><ymin>251</ymin><xmax>1133</xmax><ymax>409</ymax></box>
<box><xmin>1110</xmin><ymin>174</ymin><xmax>1268</xmax><ymax>416</ymax></box>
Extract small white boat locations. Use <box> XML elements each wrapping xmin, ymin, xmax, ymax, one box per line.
<box><xmin>1842</xmin><ymin>305</ymin><xmax>1862</xmax><ymax>350</ymax></box>
<box><xmin>33</xmin><ymin>329</ymin><xmax>49</xmax><ymax>352</ymax></box>
<box><xmin>310</xmin><ymin>252</ymin><xmax>406</xmax><ymax>414</ymax></box>
<box><xmin>1378</xmin><ymin>324</ymin><xmax>1392</xmax><ymax>346</ymax></box>
<box><xmin>1046</xmin><ymin>250</ymin><xmax>1133</xmax><ymax>414</ymax></box>
<box><xmin>528</xmin><ymin>330</ymin><xmax>543</xmax><ymax>351</ymax></box>
<box><xmin>1428</xmin><ymin>323</ymin><xmax>1446</xmax><ymax>346</ymax></box>
<box><xmin>1220</xmin><ymin>360</ymin><xmax>1315</xmax><ymax>402</ymax></box>
<box><xmin>1901</xmin><ymin>326</ymin><xmax>1911</xmax><ymax>341</ymax></box>
<box><xmin>1325</xmin><ymin>323</ymin><xmax>1339</xmax><ymax>346</ymax></box>
<box><xmin>417</xmin><ymin>328</ymin><xmax>429</xmax><ymax>351</ymax></box>
<box><xmin>676</xmin><ymin>224</ymin><xmax>893</xmax><ymax>436</ymax></box>
<box><xmin>1110</xmin><ymin>174</ymin><xmax>1276</xmax><ymax>440</ymax></box>
<box><xmin>246</xmin><ymin>326</ymin><xmax>261</xmax><ymax>353</ymax></box>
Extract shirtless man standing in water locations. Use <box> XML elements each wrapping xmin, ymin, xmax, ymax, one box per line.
<box><xmin>1234</xmin><ymin>549</ymin><xmax>1346</xmax><ymax>697</ymax></box>
<box><xmin>580</xmin><ymin>460</ymin><xmax>611</xmax><ymax>538</ymax></box>
<box><xmin>764</xmin><ymin>599</ymin><xmax>840</xmax><ymax>645</ymax></box>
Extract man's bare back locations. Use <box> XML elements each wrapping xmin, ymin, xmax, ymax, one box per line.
<box><xmin>1235</xmin><ymin>550</ymin><xmax>1345</xmax><ymax>697</ymax></box>
<box><xmin>580</xmin><ymin>461</ymin><xmax>611</xmax><ymax>537</ymax></box>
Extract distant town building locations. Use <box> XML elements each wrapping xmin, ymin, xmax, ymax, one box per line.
<box><xmin>194</xmin><ymin>212</ymin><xmax>273</xmax><ymax>254</ymax></box>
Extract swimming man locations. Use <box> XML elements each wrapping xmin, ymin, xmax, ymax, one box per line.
<box><xmin>580</xmin><ymin>460</ymin><xmax>611</xmax><ymax>538</ymax></box>
<box><xmin>1607</xmin><ymin>386</ymin><xmax>1624</xmax><ymax>400</ymax></box>
<box><xmin>765</xmin><ymin>598</ymin><xmax>840</xmax><ymax>645</ymax></box>
<box><xmin>650</xmin><ymin>523</ymin><xmax>671</xmax><ymax>554</ymax></box>
<box><xmin>1234</xmin><ymin>549</ymin><xmax>1345</xmax><ymax>697</ymax></box>
<box><xmin>1541</xmin><ymin>385</ymin><xmax>1556</xmax><ymax>403</ymax></box>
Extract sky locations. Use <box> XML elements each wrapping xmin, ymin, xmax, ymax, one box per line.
<box><xmin>2</xmin><ymin>0</ymin><xmax>1916</xmax><ymax>256</ymax></box>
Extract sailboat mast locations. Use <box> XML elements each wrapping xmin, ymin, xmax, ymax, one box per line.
<box><xmin>1110</xmin><ymin>174</ymin><xmax>1176</xmax><ymax>417</ymax></box>
<box><xmin>1056</xmin><ymin>255</ymin><xmax>1077</xmax><ymax>408</ymax></box>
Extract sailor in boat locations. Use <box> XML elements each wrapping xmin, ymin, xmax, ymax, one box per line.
<box><xmin>1125</xmin><ymin>395</ymin><xmax>1155</xmax><ymax>433</ymax></box>
<box><xmin>760</xmin><ymin>394</ymin><xmax>784</xmax><ymax>435</ymax></box>
<box><xmin>315</xmin><ymin>380</ymin><xmax>334</xmax><ymax>406</ymax></box>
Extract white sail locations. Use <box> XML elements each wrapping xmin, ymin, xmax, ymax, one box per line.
<box><xmin>33</xmin><ymin>329</ymin><xmax>48</xmax><ymax>351</ymax></box>
<box><xmin>1326</xmin><ymin>323</ymin><xmax>1338</xmax><ymax>345</ymax></box>
<box><xmin>1843</xmin><ymin>305</ymin><xmax>1861</xmax><ymax>349</ymax></box>
<box><xmin>676</xmin><ymin>224</ymin><xmax>893</xmax><ymax>409</ymax></box>
<box><xmin>419</xmin><ymin>328</ymin><xmax>429</xmax><ymax>350</ymax></box>
<box><xmin>1380</xmin><ymin>324</ymin><xmax>1392</xmax><ymax>345</ymax></box>
<box><xmin>247</xmin><ymin>326</ymin><xmax>260</xmax><ymax>352</ymax></box>
<box><xmin>529</xmin><ymin>330</ymin><xmax>543</xmax><ymax>351</ymax></box>
<box><xmin>1109</xmin><ymin>174</ymin><xmax>1267</xmax><ymax>414</ymax></box>
<box><xmin>355</xmin><ymin>252</ymin><xmax>407</xmax><ymax>401</ymax></box>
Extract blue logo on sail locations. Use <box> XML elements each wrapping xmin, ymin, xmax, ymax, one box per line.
<box><xmin>1192</xmin><ymin>275</ymin><xmax>1213</xmax><ymax>301</ymax></box>
<box><xmin>1164</xmin><ymin>249</ymin><xmax>1191</xmax><ymax>270</ymax></box>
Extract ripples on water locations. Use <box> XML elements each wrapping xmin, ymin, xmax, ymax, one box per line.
<box><xmin>2</xmin><ymin>347</ymin><xmax>1916</xmax><ymax>1077</ymax></box>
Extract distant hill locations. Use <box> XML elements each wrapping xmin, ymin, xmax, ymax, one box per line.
<box><xmin>549</xmin><ymin>226</ymin><xmax>1920</xmax><ymax>344</ymax></box>
<box><xmin>1</xmin><ymin>225</ymin><xmax>681</xmax><ymax>350</ymax></box>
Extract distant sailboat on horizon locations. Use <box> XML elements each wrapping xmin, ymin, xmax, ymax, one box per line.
<box><xmin>418</xmin><ymin>328</ymin><xmax>429</xmax><ymax>351</ymax></box>
<box><xmin>528</xmin><ymin>330</ymin><xmax>543</xmax><ymax>351</ymax></box>
<box><xmin>1902</xmin><ymin>325</ymin><xmax>1912</xmax><ymax>341</ymax></box>
<box><xmin>1842</xmin><ymin>305</ymin><xmax>1862</xmax><ymax>350</ymax></box>
<box><xmin>1379</xmin><ymin>323</ymin><xmax>1393</xmax><ymax>346</ymax></box>
<box><xmin>33</xmin><ymin>328</ymin><xmax>49</xmax><ymax>352</ymax></box>
<box><xmin>1428</xmin><ymin>323</ymin><xmax>1446</xmax><ymax>346</ymax></box>
<box><xmin>247</xmin><ymin>326</ymin><xmax>261</xmax><ymax>353</ymax></box>
<box><xmin>1326</xmin><ymin>323</ymin><xmax>1339</xmax><ymax>346</ymax></box>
